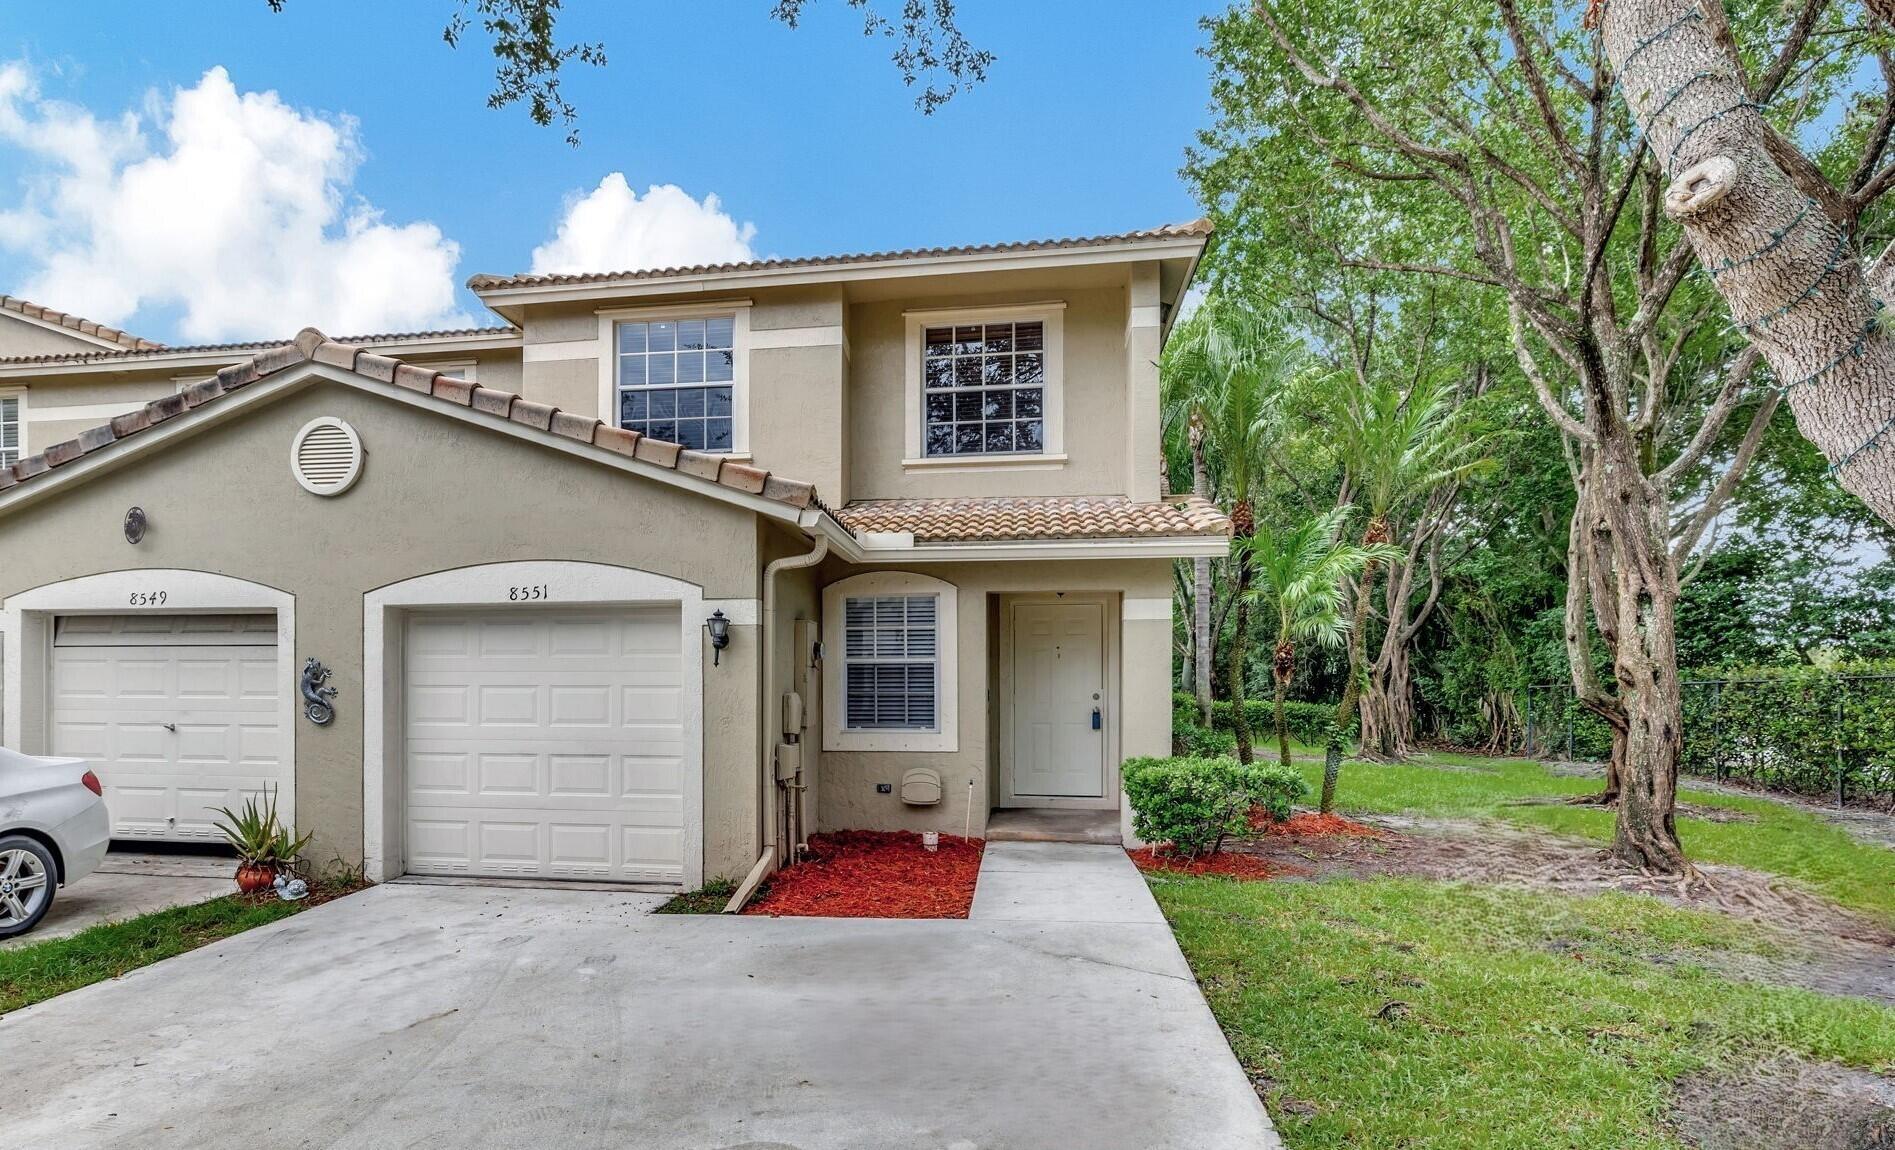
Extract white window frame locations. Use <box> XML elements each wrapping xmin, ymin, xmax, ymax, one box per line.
<box><xmin>0</xmin><ymin>388</ymin><xmax>24</xmax><ymax>467</ymax></box>
<box><xmin>423</xmin><ymin>360</ymin><xmax>478</xmax><ymax>383</ymax></box>
<box><xmin>902</xmin><ymin>302</ymin><xmax>1065</xmax><ymax>469</ymax></box>
<box><xmin>822</xmin><ymin>571</ymin><xmax>958</xmax><ymax>753</ymax></box>
<box><xmin>597</xmin><ymin>302</ymin><xmax>752</xmax><ymax>457</ymax></box>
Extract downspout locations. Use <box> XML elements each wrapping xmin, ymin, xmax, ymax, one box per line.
<box><xmin>723</xmin><ymin>529</ymin><xmax>829</xmax><ymax>913</ymax></box>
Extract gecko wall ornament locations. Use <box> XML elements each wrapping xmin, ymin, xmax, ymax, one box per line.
<box><xmin>300</xmin><ymin>658</ymin><xmax>338</xmax><ymax>726</ymax></box>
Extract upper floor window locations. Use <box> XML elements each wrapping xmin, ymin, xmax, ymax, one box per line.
<box><xmin>923</xmin><ymin>320</ymin><xmax>1045</xmax><ymax>457</ymax></box>
<box><xmin>903</xmin><ymin>303</ymin><xmax>1065</xmax><ymax>468</ymax></box>
<box><xmin>616</xmin><ymin>316</ymin><xmax>736</xmax><ymax>453</ymax></box>
<box><xmin>0</xmin><ymin>393</ymin><xmax>21</xmax><ymax>466</ymax></box>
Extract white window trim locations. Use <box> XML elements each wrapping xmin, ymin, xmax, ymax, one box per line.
<box><xmin>597</xmin><ymin>301</ymin><xmax>752</xmax><ymax>457</ymax></box>
<box><xmin>362</xmin><ymin>560</ymin><xmax>706</xmax><ymax>887</ymax></box>
<box><xmin>423</xmin><ymin>359</ymin><xmax>478</xmax><ymax>383</ymax></box>
<box><xmin>822</xmin><ymin>571</ymin><xmax>959</xmax><ymax>753</ymax></box>
<box><xmin>902</xmin><ymin>301</ymin><xmax>1065</xmax><ymax>467</ymax></box>
<box><xmin>0</xmin><ymin>387</ymin><xmax>24</xmax><ymax>464</ymax></box>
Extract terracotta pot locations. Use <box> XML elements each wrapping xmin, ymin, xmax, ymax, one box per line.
<box><xmin>235</xmin><ymin>863</ymin><xmax>277</xmax><ymax>894</ymax></box>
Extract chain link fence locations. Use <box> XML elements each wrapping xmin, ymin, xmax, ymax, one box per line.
<box><xmin>1524</xmin><ymin>674</ymin><xmax>1895</xmax><ymax>806</ymax></box>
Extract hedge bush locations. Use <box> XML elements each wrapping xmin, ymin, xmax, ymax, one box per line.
<box><xmin>1529</xmin><ymin>663</ymin><xmax>1895</xmax><ymax>801</ymax></box>
<box><xmin>1122</xmin><ymin>755</ymin><xmax>1310</xmax><ymax>857</ymax></box>
<box><xmin>1173</xmin><ymin>692</ymin><xmax>1355</xmax><ymax>749</ymax></box>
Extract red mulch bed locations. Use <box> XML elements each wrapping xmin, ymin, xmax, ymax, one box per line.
<box><xmin>1249</xmin><ymin>809</ymin><xmax>1387</xmax><ymax>837</ymax></box>
<box><xmin>1128</xmin><ymin>847</ymin><xmax>1310</xmax><ymax>880</ymax></box>
<box><xmin>743</xmin><ymin>830</ymin><xmax>984</xmax><ymax>919</ymax></box>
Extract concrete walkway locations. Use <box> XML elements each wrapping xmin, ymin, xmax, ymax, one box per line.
<box><xmin>0</xmin><ymin>846</ymin><xmax>1278</xmax><ymax>1149</ymax></box>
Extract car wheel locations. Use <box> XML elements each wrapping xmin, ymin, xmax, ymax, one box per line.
<box><xmin>0</xmin><ymin>836</ymin><xmax>56</xmax><ymax>939</ymax></box>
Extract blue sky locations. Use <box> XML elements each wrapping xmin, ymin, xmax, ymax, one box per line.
<box><xmin>0</xmin><ymin>2</ymin><xmax>1224</xmax><ymax>343</ymax></box>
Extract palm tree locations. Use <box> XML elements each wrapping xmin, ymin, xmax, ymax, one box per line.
<box><xmin>1163</xmin><ymin>297</ymin><xmax>1297</xmax><ymax>761</ymax></box>
<box><xmin>1323</xmin><ymin>373</ymin><xmax>1489</xmax><ymax>766</ymax></box>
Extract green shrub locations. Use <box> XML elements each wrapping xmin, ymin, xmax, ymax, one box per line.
<box><xmin>1174</xmin><ymin>692</ymin><xmax>1356</xmax><ymax>747</ymax></box>
<box><xmin>1174</xmin><ymin>722</ymin><xmax>1237</xmax><ymax>758</ymax></box>
<box><xmin>1122</xmin><ymin>755</ymin><xmax>1310</xmax><ymax>857</ymax></box>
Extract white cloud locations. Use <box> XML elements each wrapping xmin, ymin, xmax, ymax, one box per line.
<box><xmin>529</xmin><ymin>174</ymin><xmax>757</xmax><ymax>275</ymax></box>
<box><xmin>0</xmin><ymin>63</ymin><xmax>469</xmax><ymax>342</ymax></box>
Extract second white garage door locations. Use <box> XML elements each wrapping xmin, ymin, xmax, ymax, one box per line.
<box><xmin>402</xmin><ymin>607</ymin><xmax>688</xmax><ymax>884</ymax></box>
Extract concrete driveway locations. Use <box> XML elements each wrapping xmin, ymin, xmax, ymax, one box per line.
<box><xmin>0</xmin><ymin>843</ymin><xmax>1277</xmax><ymax>1149</ymax></box>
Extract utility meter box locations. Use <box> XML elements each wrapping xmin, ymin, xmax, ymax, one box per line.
<box><xmin>899</xmin><ymin>767</ymin><xmax>943</xmax><ymax>806</ymax></box>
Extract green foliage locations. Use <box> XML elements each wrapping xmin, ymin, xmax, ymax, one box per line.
<box><xmin>653</xmin><ymin>879</ymin><xmax>738</xmax><ymax>915</ymax></box>
<box><xmin>1678</xmin><ymin>663</ymin><xmax>1895</xmax><ymax>801</ymax></box>
<box><xmin>1122</xmin><ymin>755</ymin><xmax>1309</xmax><ymax>857</ymax></box>
<box><xmin>210</xmin><ymin>788</ymin><xmax>314</xmax><ymax>869</ymax></box>
<box><xmin>1177</xmin><ymin>692</ymin><xmax>1352</xmax><ymax>749</ymax></box>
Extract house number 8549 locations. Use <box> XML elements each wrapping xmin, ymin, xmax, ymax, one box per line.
<box><xmin>508</xmin><ymin>585</ymin><xmax>550</xmax><ymax>601</ymax></box>
<box><xmin>129</xmin><ymin>591</ymin><xmax>168</xmax><ymax>606</ymax></box>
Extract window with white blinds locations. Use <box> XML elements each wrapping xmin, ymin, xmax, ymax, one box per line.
<box><xmin>0</xmin><ymin>394</ymin><xmax>20</xmax><ymax>466</ymax></box>
<box><xmin>841</xmin><ymin>594</ymin><xmax>939</xmax><ymax>731</ymax></box>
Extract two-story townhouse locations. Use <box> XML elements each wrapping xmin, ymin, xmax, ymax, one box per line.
<box><xmin>0</xmin><ymin>221</ymin><xmax>1226</xmax><ymax>899</ymax></box>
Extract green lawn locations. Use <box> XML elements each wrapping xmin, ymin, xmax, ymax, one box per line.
<box><xmin>0</xmin><ymin>894</ymin><xmax>314</xmax><ymax>1015</ymax></box>
<box><xmin>1150</xmin><ymin>751</ymin><xmax>1895</xmax><ymax>1147</ymax></box>
<box><xmin>1153</xmin><ymin>873</ymin><xmax>1895</xmax><ymax>1149</ymax></box>
<box><xmin>1301</xmin><ymin>753</ymin><xmax>1895</xmax><ymax>923</ymax></box>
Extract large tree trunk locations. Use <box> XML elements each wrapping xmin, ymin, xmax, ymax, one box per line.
<box><xmin>1575</xmin><ymin>434</ymin><xmax>1689</xmax><ymax>873</ymax></box>
<box><xmin>1229</xmin><ymin>562</ymin><xmax>1255</xmax><ymax>764</ymax></box>
<box><xmin>1322</xmin><ymin>548</ymin><xmax>1381</xmax><ymax>811</ymax></box>
<box><xmin>1272</xmin><ymin>647</ymin><xmax>1293</xmax><ymax>769</ymax></box>
<box><xmin>1603</xmin><ymin>0</ymin><xmax>1895</xmax><ymax>523</ymax></box>
<box><xmin>1192</xmin><ymin>434</ymin><xmax>1214</xmax><ymax>724</ymax></box>
<box><xmin>1361</xmin><ymin>638</ymin><xmax>1414</xmax><ymax>759</ymax></box>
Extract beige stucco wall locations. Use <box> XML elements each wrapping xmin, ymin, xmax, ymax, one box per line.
<box><xmin>845</xmin><ymin>284</ymin><xmax>1132</xmax><ymax>500</ymax></box>
<box><xmin>0</xmin><ymin>378</ymin><xmax>770</xmax><ymax>880</ymax></box>
<box><xmin>0</xmin><ymin>314</ymin><xmax>114</xmax><ymax>358</ymax></box>
<box><xmin>813</xmin><ymin>557</ymin><xmax>1173</xmax><ymax>839</ymax></box>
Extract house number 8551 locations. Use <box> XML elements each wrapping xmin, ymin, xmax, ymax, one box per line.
<box><xmin>508</xmin><ymin>585</ymin><xmax>550</xmax><ymax>601</ymax></box>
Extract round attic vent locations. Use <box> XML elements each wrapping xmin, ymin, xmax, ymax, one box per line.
<box><xmin>290</xmin><ymin>417</ymin><xmax>364</xmax><ymax>496</ymax></box>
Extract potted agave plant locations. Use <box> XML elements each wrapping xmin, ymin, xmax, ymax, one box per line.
<box><xmin>211</xmin><ymin>788</ymin><xmax>312</xmax><ymax>894</ymax></box>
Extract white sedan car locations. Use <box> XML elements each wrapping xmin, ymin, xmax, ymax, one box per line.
<box><xmin>0</xmin><ymin>747</ymin><xmax>111</xmax><ymax>939</ymax></box>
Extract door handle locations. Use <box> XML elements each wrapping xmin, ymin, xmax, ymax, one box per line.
<box><xmin>1091</xmin><ymin>707</ymin><xmax>1101</xmax><ymax>731</ymax></box>
<box><xmin>162</xmin><ymin>723</ymin><xmax>177</xmax><ymax>733</ymax></box>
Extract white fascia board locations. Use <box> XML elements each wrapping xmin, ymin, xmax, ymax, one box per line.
<box><xmin>471</xmin><ymin>236</ymin><xmax>1211</xmax><ymax>309</ymax></box>
<box><xmin>0</xmin><ymin>361</ymin><xmax>813</xmax><ymax>528</ymax></box>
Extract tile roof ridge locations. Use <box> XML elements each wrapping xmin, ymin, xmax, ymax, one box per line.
<box><xmin>0</xmin><ymin>294</ymin><xmax>163</xmax><ymax>351</ymax></box>
<box><xmin>0</xmin><ymin>326</ymin><xmax>822</xmax><ymax>515</ymax></box>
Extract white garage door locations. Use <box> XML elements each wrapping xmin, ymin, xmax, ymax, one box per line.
<box><xmin>50</xmin><ymin>614</ymin><xmax>284</xmax><ymax>841</ymax></box>
<box><xmin>402</xmin><ymin>607</ymin><xmax>687</xmax><ymax>884</ymax></box>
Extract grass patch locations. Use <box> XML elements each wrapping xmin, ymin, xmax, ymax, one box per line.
<box><xmin>1303</xmin><ymin>755</ymin><xmax>1895</xmax><ymax>923</ymax></box>
<box><xmin>0</xmin><ymin>894</ymin><xmax>309</xmax><ymax>1015</ymax></box>
<box><xmin>653</xmin><ymin>878</ymin><xmax>736</xmax><ymax>914</ymax></box>
<box><xmin>1151</xmin><ymin>873</ymin><xmax>1895</xmax><ymax>1149</ymax></box>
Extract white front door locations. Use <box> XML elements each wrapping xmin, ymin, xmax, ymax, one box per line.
<box><xmin>1009</xmin><ymin>600</ymin><xmax>1107</xmax><ymax>798</ymax></box>
<box><xmin>50</xmin><ymin>613</ymin><xmax>284</xmax><ymax>841</ymax></box>
<box><xmin>401</xmin><ymin>607</ymin><xmax>687</xmax><ymax>884</ymax></box>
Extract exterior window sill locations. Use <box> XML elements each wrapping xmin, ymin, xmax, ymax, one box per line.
<box><xmin>901</xmin><ymin>453</ymin><xmax>1068</xmax><ymax>470</ymax></box>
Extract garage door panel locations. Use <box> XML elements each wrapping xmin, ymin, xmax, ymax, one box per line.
<box><xmin>475</xmin><ymin>684</ymin><xmax>541</xmax><ymax>726</ymax></box>
<box><xmin>548</xmin><ymin>685</ymin><xmax>611</xmax><ymax>726</ymax></box>
<box><xmin>403</xmin><ymin>607</ymin><xmax>688</xmax><ymax>883</ymax></box>
<box><xmin>478</xmin><ymin>753</ymin><xmax>541</xmax><ymax>795</ymax></box>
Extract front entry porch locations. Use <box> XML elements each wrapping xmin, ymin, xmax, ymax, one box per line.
<box><xmin>984</xmin><ymin>805</ymin><xmax>1121</xmax><ymax>844</ymax></box>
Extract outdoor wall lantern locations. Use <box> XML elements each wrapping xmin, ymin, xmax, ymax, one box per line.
<box><xmin>706</xmin><ymin>610</ymin><xmax>731</xmax><ymax>666</ymax></box>
<box><xmin>123</xmin><ymin>506</ymin><xmax>148</xmax><ymax>545</ymax></box>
